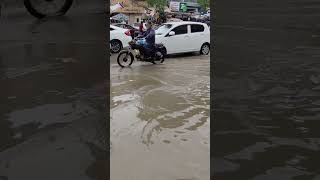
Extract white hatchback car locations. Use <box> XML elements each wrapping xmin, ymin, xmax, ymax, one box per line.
<box><xmin>110</xmin><ymin>25</ymin><xmax>132</xmax><ymax>53</ymax></box>
<box><xmin>155</xmin><ymin>22</ymin><xmax>210</xmax><ymax>55</ymax></box>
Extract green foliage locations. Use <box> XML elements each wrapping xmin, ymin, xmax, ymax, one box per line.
<box><xmin>197</xmin><ymin>0</ymin><xmax>210</xmax><ymax>10</ymax></box>
<box><xmin>147</xmin><ymin>0</ymin><xmax>167</xmax><ymax>11</ymax></box>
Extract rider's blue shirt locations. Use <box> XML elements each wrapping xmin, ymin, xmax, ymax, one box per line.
<box><xmin>142</xmin><ymin>28</ymin><xmax>155</xmax><ymax>47</ymax></box>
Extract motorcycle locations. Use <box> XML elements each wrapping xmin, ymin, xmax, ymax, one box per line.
<box><xmin>0</xmin><ymin>0</ymin><xmax>73</xmax><ymax>18</ymax></box>
<box><xmin>117</xmin><ymin>37</ymin><xmax>166</xmax><ymax>68</ymax></box>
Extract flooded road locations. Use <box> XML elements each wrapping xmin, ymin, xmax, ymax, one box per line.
<box><xmin>110</xmin><ymin>54</ymin><xmax>210</xmax><ymax>180</ymax></box>
<box><xmin>214</xmin><ymin>0</ymin><xmax>320</xmax><ymax>179</ymax></box>
<box><xmin>0</xmin><ymin>1</ymin><xmax>107</xmax><ymax>180</ymax></box>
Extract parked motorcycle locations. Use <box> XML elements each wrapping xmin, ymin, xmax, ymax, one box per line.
<box><xmin>0</xmin><ymin>0</ymin><xmax>73</xmax><ymax>18</ymax></box>
<box><xmin>117</xmin><ymin>38</ymin><xmax>166</xmax><ymax>68</ymax></box>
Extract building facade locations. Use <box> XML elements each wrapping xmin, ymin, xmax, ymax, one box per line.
<box><xmin>111</xmin><ymin>0</ymin><xmax>147</xmax><ymax>24</ymax></box>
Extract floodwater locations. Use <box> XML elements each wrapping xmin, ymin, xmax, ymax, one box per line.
<box><xmin>110</xmin><ymin>54</ymin><xmax>210</xmax><ymax>180</ymax></box>
<box><xmin>214</xmin><ymin>0</ymin><xmax>320</xmax><ymax>179</ymax></box>
<box><xmin>0</xmin><ymin>2</ymin><xmax>107</xmax><ymax>180</ymax></box>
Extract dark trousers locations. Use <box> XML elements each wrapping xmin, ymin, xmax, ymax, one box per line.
<box><xmin>135</xmin><ymin>45</ymin><xmax>152</xmax><ymax>57</ymax></box>
<box><xmin>142</xmin><ymin>44</ymin><xmax>154</xmax><ymax>58</ymax></box>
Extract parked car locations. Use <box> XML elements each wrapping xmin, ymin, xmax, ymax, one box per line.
<box><xmin>112</xmin><ymin>23</ymin><xmax>139</xmax><ymax>38</ymax></box>
<box><xmin>112</xmin><ymin>23</ymin><xmax>140</xmax><ymax>38</ymax></box>
<box><xmin>110</xmin><ymin>17</ymin><xmax>121</xmax><ymax>24</ymax></box>
<box><xmin>167</xmin><ymin>18</ymin><xmax>183</xmax><ymax>22</ymax></box>
<box><xmin>112</xmin><ymin>23</ymin><xmax>137</xmax><ymax>30</ymax></box>
<box><xmin>110</xmin><ymin>25</ymin><xmax>132</xmax><ymax>53</ymax></box>
<box><xmin>155</xmin><ymin>22</ymin><xmax>210</xmax><ymax>55</ymax></box>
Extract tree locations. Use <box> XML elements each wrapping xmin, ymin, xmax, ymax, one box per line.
<box><xmin>146</xmin><ymin>0</ymin><xmax>167</xmax><ymax>11</ymax></box>
<box><xmin>197</xmin><ymin>0</ymin><xmax>209</xmax><ymax>10</ymax></box>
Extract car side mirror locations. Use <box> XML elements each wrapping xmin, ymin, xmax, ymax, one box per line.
<box><xmin>169</xmin><ymin>31</ymin><xmax>175</xmax><ymax>36</ymax></box>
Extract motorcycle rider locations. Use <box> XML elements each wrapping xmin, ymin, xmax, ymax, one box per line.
<box><xmin>139</xmin><ymin>21</ymin><xmax>155</xmax><ymax>59</ymax></box>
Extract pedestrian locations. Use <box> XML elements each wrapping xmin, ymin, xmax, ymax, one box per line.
<box><xmin>129</xmin><ymin>28</ymin><xmax>135</xmax><ymax>40</ymax></box>
<box><xmin>139</xmin><ymin>20</ymin><xmax>144</xmax><ymax>34</ymax></box>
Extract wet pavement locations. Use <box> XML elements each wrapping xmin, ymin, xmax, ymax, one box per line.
<box><xmin>110</xmin><ymin>53</ymin><xmax>210</xmax><ymax>180</ymax></box>
<box><xmin>0</xmin><ymin>1</ymin><xmax>107</xmax><ymax>180</ymax></box>
<box><xmin>214</xmin><ymin>0</ymin><xmax>320</xmax><ymax>179</ymax></box>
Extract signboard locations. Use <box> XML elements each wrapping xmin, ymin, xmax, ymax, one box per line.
<box><xmin>180</xmin><ymin>3</ymin><xmax>187</xmax><ymax>12</ymax></box>
<box><xmin>170</xmin><ymin>1</ymin><xmax>180</xmax><ymax>12</ymax></box>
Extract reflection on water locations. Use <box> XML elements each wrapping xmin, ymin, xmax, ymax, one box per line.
<box><xmin>8</xmin><ymin>102</ymin><xmax>97</xmax><ymax>128</ymax></box>
<box><xmin>111</xmin><ymin>54</ymin><xmax>210</xmax><ymax>180</ymax></box>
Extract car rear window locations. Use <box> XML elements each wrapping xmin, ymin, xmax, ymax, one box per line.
<box><xmin>191</xmin><ymin>24</ymin><xmax>205</xmax><ymax>33</ymax></box>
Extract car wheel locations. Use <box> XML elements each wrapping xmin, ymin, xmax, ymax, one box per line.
<box><xmin>200</xmin><ymin>43</ymin><xmax>210</xmax><ymax>55</ymax></box>
<box><xmin>110</xmin><ymin>40</ymin><xmax>122</xmax><ymax>53</ymax></box>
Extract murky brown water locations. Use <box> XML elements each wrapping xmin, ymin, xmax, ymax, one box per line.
<box><xmin>110</xmin><ymin>54</ymin><xmax>210</xmax><ymax>180</ymax></box>
<box><xmin>0</xmin><ymin>2</ymin><xmax>107</xmax><ymax>179</ymax></box>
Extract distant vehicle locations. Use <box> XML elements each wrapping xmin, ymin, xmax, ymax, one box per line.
<box><xmin>110</xmin><ymin>25</ymin><xmax>132</xmax><ymax>53</ymax></box>
<box><xmin>110</xmin><ymin>18</ymin><xmax>121</xmax><ymax>24</ymax></box>
<box><xmin>167</xmin><ymin>18</ymin><xmax>183</xmax><ymax>22</ymax></box>
<box><xmin>155</xmin><ymin>22</ymin><xmax>210</xmax><ymax>55</ymax></box>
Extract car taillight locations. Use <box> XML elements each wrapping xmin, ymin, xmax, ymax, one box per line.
<box><xmin>125</xmin><ymin>30</ymin><xmax>131</xmax><ymax>36</ymax></box>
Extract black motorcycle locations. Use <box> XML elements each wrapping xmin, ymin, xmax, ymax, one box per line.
<box><xmin>117</xmin><ymin>37</ymin><xmax>166</xmax><ymax>68</ymax></box>
<box><xmin>0</xmin><ymin>0</ymin><xmax>73</xmax><ymax>18</ymax></box>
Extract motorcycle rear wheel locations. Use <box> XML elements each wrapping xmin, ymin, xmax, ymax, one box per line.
<box><xmin>117</xmin><ymin>51</ymin><xmax>134</xmax><ymax>68</ymax></box>
<box><xmin>24</xmin><ymin>0</ymin><xmax>73</xmax><ymax>19</ymax></box>
<box><xmin>152</xmin><ymin>51</ymin><xmax>165</xmax><ymax>64</ymax></box>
